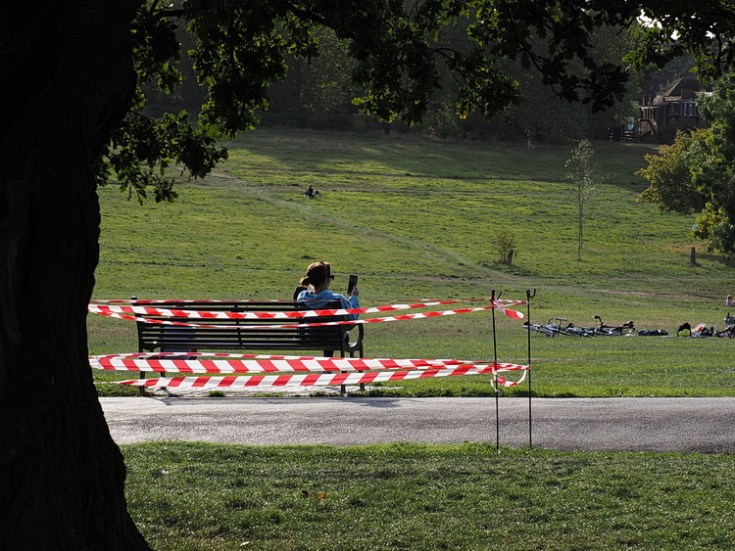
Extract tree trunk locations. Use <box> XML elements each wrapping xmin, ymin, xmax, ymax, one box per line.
<box><xmin>0</xmin><ymin>2</ymin><xmax>149</xmax><ymax>549</ymax></box>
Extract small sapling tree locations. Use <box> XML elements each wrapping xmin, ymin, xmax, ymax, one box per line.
<box><xmin>565</xmin><ymin>138</ymin><xmax>601</xmax><ymax>261</ymax></box>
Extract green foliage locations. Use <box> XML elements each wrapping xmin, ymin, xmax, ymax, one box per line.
<box><xmin>631</xmin><ymin>4</ymin><xmax>735</xmax><ymax>82</ymax></box>
<box><xmin>132</xmin><ymin>6</ymin><xmax>182</xmax><ymax>93</ymax></box>
<box><xmin>637</xmin><ymin>129</ymin><xmax>709</xmax><ymax>215</ymax></box>
<box><xmin>565</xmin><ymin>138</ymin><xmax>600</xmax><ymax>260</ymax></box>
<box><xmin>105</xmin><ymin>111</ymin><xmax>227</xmax><ymax>203</ymax></box>
<box><xmin>123</xmin><ymin>442</ymin><xmax>735</xmax><ymax>550</ymax></box>
<box><xmin>110</xmin><ymin>1</ymin><xmax>714</xmax><ymax>199</ymax></box>
<box><xmin>185</xmin><ymin>0</ymin><xmax>298</xmax><ymax>133</ymax></box>
<box><xmin>272</xmin><ymin>28</ymin><xmax>360</xmax><ymax>116</ymax></box>
<box><xmin>470</xmin><ymin>2</ymin><xmax>635</xmax><ymax>111</ymax></box>
<box><xmin>692</xmin><ymin>74</ymin><xmax>735</xmax><ymax>255</ymax></box>
<box><xmin>638</xmin><ymin>73</ymin><xmax>735</xmax><ymax>256</ymax></box>
<box><xmin>566</xmin><ymin>138</ymin><xmax>600</xmax><ymax>189</ymax></box>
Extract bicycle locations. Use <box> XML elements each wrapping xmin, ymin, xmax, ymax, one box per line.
<box><xmin>557</xmin><ymin>321</ymin><xmax>596</xmax><ymax>337</ymax></box>
<box><xmin>591</xmin><ymin>315</ymin><xmax>635</xmax><ymax>336</ymax></box>
<box><xmin>523</xmin><ymin>317</ymin><xmax>595</xmax><ymax>337</ymax></box>
<box><xmin>523</xmin><ymin>318</ymin><xmax>567</xmax><ymax>337</ymax></box>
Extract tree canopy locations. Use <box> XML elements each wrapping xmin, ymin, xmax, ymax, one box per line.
<box><xmin>638</xmin><ymin>75</ymin><xmax>735</xmax><ymax>256</ymax></box>
<box><xmin>111</xmin><ymin>0</ymin><xmax>662</xmax><ymax>203</ymax></box>
<box><xmin>637</xmin><ymin>128</ymin><xmax>709</xmax><ymax>211</ymax></box>
<box><xmin>110</xmin><ymin>2</ymin><xmax>735</xmax><ymax>202</ymax></box>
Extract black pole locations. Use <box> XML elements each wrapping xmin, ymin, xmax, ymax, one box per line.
<box><xmin>491</xmin><ymin>290</ymin><xmax>500</xmax><ymax>453</ymax></box>
<box><xmin>526</xmin><ymin>289</ymin><xmax>536</xmax><ymax>449</ymax></box>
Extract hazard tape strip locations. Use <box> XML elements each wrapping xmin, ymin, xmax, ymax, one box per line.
<box><xmin>88</xmin><ymin>300</ymin><xmax>466</xmax><ymax>319</ymax></box>
<box><xmin>490</xmin><ymin>299</ymin><xmax>524</xmax><ymax>320</ymax></box>
<box><xmin>112</xmin><ymin>363</ymin><xmax>528</xmax><ymax>389</ymax></box>
<box><xmin>90</xmin><ymin>297</ymin><xmax>496</xmax><ymax>305</ymax></box>
<box><xmin>90</xmin><ymin>298</ymin><xmax>287</xmax><ymax>305</ymax></box>
<box><xmin>89</xmin><ymin>352</ymin><xmax>523</xmax><ymax>374</ymax></box>
<box><xmin>89</xmin><ymin>304</ymin><xmax>523</xmax><ymax>329</ymax></box>
<box><xmin>88</xmin><ymin>299</ymin><xmax>525</xmax><ymax>320</ymax></box>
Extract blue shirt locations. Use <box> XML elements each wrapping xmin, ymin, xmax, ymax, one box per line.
<box><xmin>296</xmin><ymin>289</ymin><xmax>360</xmax><ymax>320</ymax></box>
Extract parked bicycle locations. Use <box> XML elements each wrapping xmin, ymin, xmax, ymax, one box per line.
<box><xmin>523</xmin><ymin>317</ymin><xmax>566</xmax><ymax>338</ymax></box>
<box><xmin>525</xmin><ymin>315</ymin><xmax>635</xmax><ymax>337</ymax></box>
<box><xmin>558</xmin><ymin>321</ymin><xmax>596</xmax><ymax>337</ymax></box>
<box><xmin>523</xmin><ymin>317</ymin><xmax>595</xmax><ymax>337</ymax></box>
<box><xmin>591</xmin><ymin>315</ymin><xmax>635</xmax><ymax>336</ymax></box>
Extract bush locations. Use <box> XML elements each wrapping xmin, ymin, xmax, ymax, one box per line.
<box><xmin>494</xmin><ymin>231</ymin><xmax>516</xmax><ymax>265</ymax></box>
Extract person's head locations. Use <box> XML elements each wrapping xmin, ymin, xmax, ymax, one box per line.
<box><xmin>299</xmin><ymin>261</ymin><xmax>334</xmax><ymax>290</ymax></box>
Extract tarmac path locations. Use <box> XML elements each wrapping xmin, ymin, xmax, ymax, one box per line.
<box><xmin>101</xmin><ymin>396</ymin><xmax>735</xmax><ymax>453</ymax></box>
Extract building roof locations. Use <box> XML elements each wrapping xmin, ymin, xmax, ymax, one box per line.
<box><xmin>653</xmin><ymin>76</ymin><xmax>702</xmax><ymax>105</ymax></box>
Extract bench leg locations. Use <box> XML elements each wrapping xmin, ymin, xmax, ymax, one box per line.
<box><xmin>138</xmin><ymin>349</ymin><xmax>147</xmax><ymax>395</ymax></box>
<box><xmin>138</xmin><ymin>371</ymin><xmax>147</xmax><ymax>396</ymax></box>
<box><xmin>324</xmin><ymin>349</ymin><xmax>347</xmax><ymax>397</ymax></box>
<box><xmin>352</xmin><ymin>350</ymin><xmax>366</xmax><ymax>392</ymax></box>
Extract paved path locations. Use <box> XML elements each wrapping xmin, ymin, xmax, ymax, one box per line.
<box><xmin>101</xmin><ymin>397</ymin><xmax>735</xmax><ymax>453</ymax></box>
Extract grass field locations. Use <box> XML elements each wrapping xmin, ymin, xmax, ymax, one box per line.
<box><xmin>96</xmin><ymin>129</ymin><xmax>735</xmax><ymax>549</ymax></box>
<box><xmin>124</xmin><ymin>442</ymin><xmax>735</xmax><ymax>550</ymax></box>
<box><xmin>90</xmin><ymin>128</ymin><xmax>735</xmax><ymax>397</ymax></box>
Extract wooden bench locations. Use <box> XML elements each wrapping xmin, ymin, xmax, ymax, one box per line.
<box><xmin>133</xmin><ymin>299</ymin><xmax>364</xmax><ymax>394</ymax></box>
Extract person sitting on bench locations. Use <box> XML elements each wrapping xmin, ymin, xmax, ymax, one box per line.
<box><xmin>296</xmin><ymin>261</ymin><xmax>359</xmax><ymax>320</ymax></box>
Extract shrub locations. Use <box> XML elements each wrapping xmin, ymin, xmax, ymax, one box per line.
<box><xmin>494</xmin><ymin>231</ymin><xmax>516</xmax><ymax>265</ymax></box>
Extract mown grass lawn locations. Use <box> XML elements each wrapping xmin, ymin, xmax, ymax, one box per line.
<box><xmin>124</xmin><ymin>442</ymin><xmax>735</xmax><ymax>550</ymax></box>
<box><xmin>99</xmin><ymin>130</ymin><xmax>734</xmax><ymax>549</ymax></box>
<box><xmin>91</xmin><ymin>128</ymin><xmax>735</xmax><ymax>397</ymax></box>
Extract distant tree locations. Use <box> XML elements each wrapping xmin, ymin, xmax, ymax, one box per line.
<box><xmin>637</xmin><ymin>74</ymin><xmax>735</xmax><ymax>256</ymax></box>
<box><xmin>566</xmin><ymin>139</ymin><xmax>601</xmax><ymax>260</ymax></box>
<box><xmin>637</xmin><ymin>128</ymin><xmax>709</xmax><ymax>215</ymax></box>
<box><xmin>267</xmin><ymin>28</ymin><xmax>363</xmax><ymax>127</ymax></box>
<box><xmin>690</xmin><ymin>75</ymin><xmax>735</xmax><ymax>255</ymax></box>
<box><xmin>498</xmin><ymin>23</ymin><xmax>643</xmax><ymax>142</ymax></box>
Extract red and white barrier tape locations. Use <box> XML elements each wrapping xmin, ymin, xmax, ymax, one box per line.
<box><xmin>90</xmin><ymin>297</ymin><xmax>498</xmax><ymax>305</ymax></box>
<box><xmin>490</xmin><ymin>299</ymin><xmax>525</xmax><ymax>320</ymax></box>
<box><xmin>112</xmin><ymin>362</ymin><xmax>528</xmax><ymax>389</ymax></box>
<box><xmin>89</xmin><ymin>303</ymin><xmax>523</xmax><ymax>329</ymax></box>
<box><xmin>88</xmin><ymin>300</ymin><xmax>473</xmax><ymax>319</ymax></box>
<box><xmin>88</xmin><ymin>299</ymin><xmax>525</xmax><ymax>320</ymax></box>
<box><xmin>89</xmin><ymin>352</ymin><xmax>523</xmax><ymax>375</ymax></box>
<box><xmin>90</xmin><ymin>298</ymin><xmax>288</xmax><ymax>305</ymax></box>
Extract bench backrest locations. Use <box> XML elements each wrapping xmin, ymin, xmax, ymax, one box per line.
<box><xmin>134</xmin><ymin>300</ymin><xmax>359</xmax><ymax>356</ymax></box>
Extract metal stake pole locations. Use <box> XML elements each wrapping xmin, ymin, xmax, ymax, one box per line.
<box><xmin>526</xmin><ymin>289</ymin><xmax>536</xmax><ymax>449</ymax></box>
<box><xmin>491</xmin><ymin>290</ymin><xmax>500</xmax><ymax>454</ymax></box>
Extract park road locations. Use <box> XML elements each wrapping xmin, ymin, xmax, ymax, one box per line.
<box><xmin>100</xmin><ymin>396</ymin><xmax>735</xmax><ymax>453</ymax></box>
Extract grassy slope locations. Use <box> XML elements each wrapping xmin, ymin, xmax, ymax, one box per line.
<box><xmin>91</xmin><ymin>129</ymin><xmax>735</xmax><ymax>397</ymax></box>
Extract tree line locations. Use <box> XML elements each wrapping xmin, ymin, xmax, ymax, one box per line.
<box><xmin>147</xmin><ymin>21</ymin><xmax>645</xmax><ymax>142</ymax></box>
